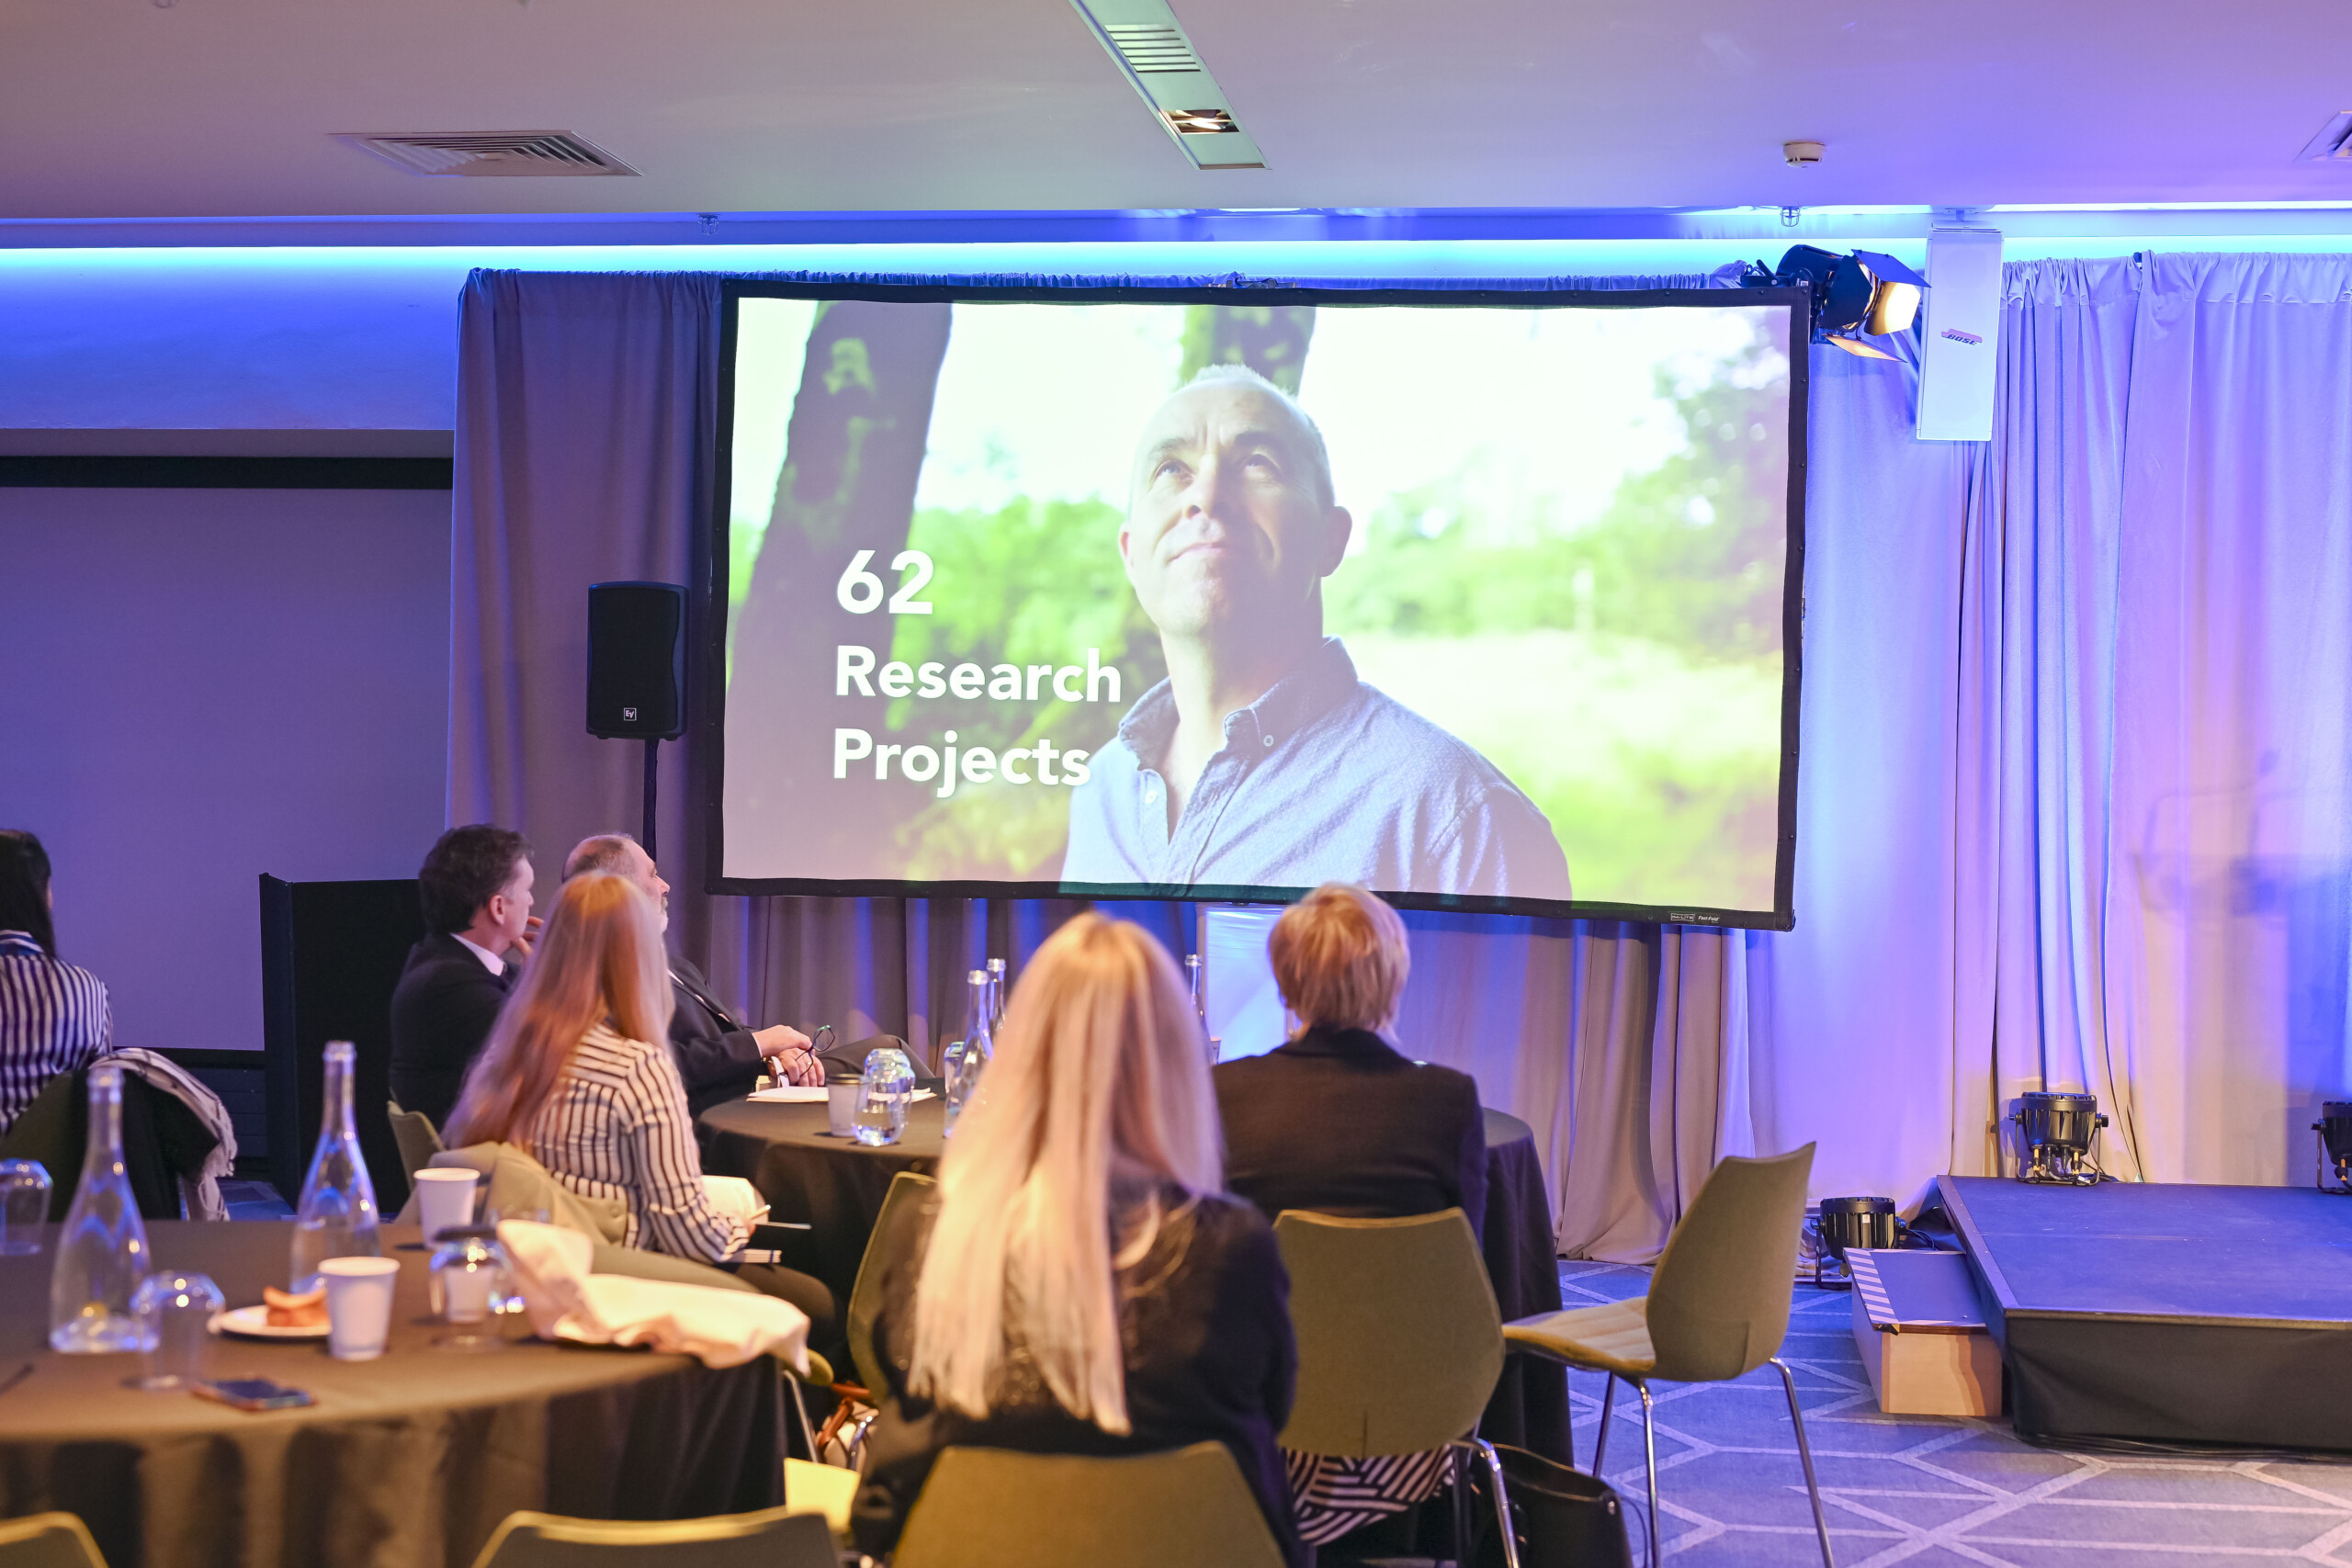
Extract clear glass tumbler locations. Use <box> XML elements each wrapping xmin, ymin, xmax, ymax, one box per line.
<box><xmin>854</xmin><ymin>1046</ymin><xmax>916</xmax><ymax>1147</ymax></box>
<box><xmin>129</xmin><ymin>1271</ymin><xmax>222</xmax><ymax>1391</ymax></box>
<box><xmin>0</xmin><ymin>1160</ymin><xmax>51</xmax><ymax>1256</ymax></box>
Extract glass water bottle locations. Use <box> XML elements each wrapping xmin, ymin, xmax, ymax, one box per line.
<box><xmin>985</xmin><ymin>956</ymin><xmax>1008</xmax><ymax>1033</ymax></box>
<box><xmin>290</xmin><ymin>1041</ymin><xmax>382</xmax><ymax>1291</ymax></box>
<box><xmin>945</xmin><ymin>968</ymin><xmax>994</xmax><ymax>1135</ymax></box>
<box><xmin>49</xmin><ymin>1062</ymin><xmax>153</xmax><ymax>1353</ymax></box>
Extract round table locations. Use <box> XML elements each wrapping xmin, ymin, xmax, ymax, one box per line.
<box><xmin>0</xmin><ymin>1222</ymin><xmax>785</xmax><ymax>1568</ymax></box>
<box><xmin>699</xmin><ymin>1098</ymin><xmax>1569</xmax><ymax>1456</ymax></box>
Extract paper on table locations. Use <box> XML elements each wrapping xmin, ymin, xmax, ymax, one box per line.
<box><xmin>747</xmin><ymin>1085</ymin><xmax>935</xmax><ymax>1103</ymax></box>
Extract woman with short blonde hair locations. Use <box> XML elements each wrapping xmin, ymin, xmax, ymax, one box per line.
<box><xmin>854</xmin><ymin>913</ymin><xmax>1303</xmax><ymax>1565</ymax></box>
<box><xmin>1217</xmin><ymin>883</ymin><xmax>1488</xmax><ymax>1550</ymax></box>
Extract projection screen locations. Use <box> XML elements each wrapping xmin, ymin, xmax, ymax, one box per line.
<box><xmin>709</xmin><ymin>283</ymin><xmax>1808</xmax><ymax>929</ymax></box>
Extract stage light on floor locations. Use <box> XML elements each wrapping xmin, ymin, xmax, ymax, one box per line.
<box><xmin>1811</xmin><ymin>1195</ymin><xmax>1900</xmax><ymax>1289</ymax></box>
<box><xmin>2009</xmin><ymin>1091</ymin><xmax>2109</xmax><ymax>1185</ymax></box>
<box><xmin>2312</xmin><ymin>1101</ymin><xmax>2352</xmax><ymax>1192</ymax></box>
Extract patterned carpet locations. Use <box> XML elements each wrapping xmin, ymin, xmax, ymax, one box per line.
<box><xmin>1551</xmin><ymin>1259</ymin><xmax>2352</xmax><ymax>1567</ymax></box>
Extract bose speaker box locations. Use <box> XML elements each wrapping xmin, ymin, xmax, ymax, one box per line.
<box><xmin>1917</xmin><ymin>227</ymin><xmax>2005</xmax><ymax>442</ymax></box>
<box><xmin>587</xmin><ymin>581</ymin><xmax>687</xmax><ymax>739</ymax></box>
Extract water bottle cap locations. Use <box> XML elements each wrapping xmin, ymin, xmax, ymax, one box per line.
<box><xmin>969</xmin><ymin>968</ymin><xmax>988</xmax><ymax>983</ymax></box>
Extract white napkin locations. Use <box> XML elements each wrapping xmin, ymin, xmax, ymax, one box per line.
<box><xmin>496</xmin><ymin>1220</ymin><xmax>810</xmax><ymax>1373</ymax></box>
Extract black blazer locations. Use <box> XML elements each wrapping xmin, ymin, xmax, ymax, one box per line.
<box><xmin>1214</xmin><ymin>1025</ymin><xmax>1488</xmax><ymax>1237</ymax></box>
<box><xmin>387</xmin><ymin>932</ymin><xmax>512</xmax><ymax>1131</ymax></box>
<box><xmin>666</xmin><ymin>954</ymin><xmax>767</xmax><ymax>1119</ymax></box>
<box><xmin>853</xmin><ymin>1189</ymin><xmax>1303</xmax><ymax>1567</ymax></box>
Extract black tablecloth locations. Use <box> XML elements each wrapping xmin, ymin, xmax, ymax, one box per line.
<box><xmin>700</xmin><ymin>1098</ymin><xmax>1569</xmax><ymax>1457</ymax></box>
<box><xmin>0</xmin><ymin>1222</ymin><xmax>785</xmax><ymax>1568</ymax></box>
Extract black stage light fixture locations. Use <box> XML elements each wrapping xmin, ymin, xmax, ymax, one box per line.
<box><xmin>1810</xmin><ymin>1195</ymin><xmax>1900</xmax><ymax>1290</ymax></box>
<box><xmin>2313</xmin><ymin>1101</ymin><xmax>2352</xmax><ymax>1193</ymax></box>
<box><xmin>2010</xmin><ymin>1091</ymin><xmax>2110</xmax><ymax>1185</ymax></box>
<box><xmin>1740</xmin><ymin>244</ymin><xmax>1929</xmax><ymax>359</ymax></box>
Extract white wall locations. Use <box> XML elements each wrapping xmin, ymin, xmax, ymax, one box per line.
<box><xmin>0</xmin><ymin>487</ymin><xmax>450</xmax><ymax>1052</ymax></box>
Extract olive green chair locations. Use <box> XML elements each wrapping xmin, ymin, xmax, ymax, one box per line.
<box><xmin>1502</xmin><ymin>1144</ymin><xmax>1832</xmax><ymax>1568</ymax></box>
<box><xmin>0</xmin><ymin>1514</ymin><xmax>107</xmax><ymax>1568</ymax></box>
<box><xmin>1272</xmin><ymin>1208</ymin><xmax>1521</xmax><ymax>1568</ymax></box>
<box><xmin>467</xmin><ymin>1506</ymin><xmax>833</xmax><ymax>1568</ymax></box>
<box><xmin>894</xmin><ymin>1442</ymin><xmax>1285</xmax><ymax>1568</ymax></box>
<box><xmin>846</xmin><ymin>1169</ymin><xmax>937</xmax><ymax>1397</ymax></box>
<box><xmin>385</xmin><ymin>1100</ymin><xmax>444</xmax><ymax>1186</ymax></box>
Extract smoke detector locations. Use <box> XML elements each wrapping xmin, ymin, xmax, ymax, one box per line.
<box><xmin>333</xmin><ymin>130</ymin><xmax>639</xmax><ymax>177</ymax></box>
<box><xmin>1783</xmin><ymin>141</ymin><xmax>1826</xmax><ymax>167</ymax></box>
<box><xmin>1070</xmin><ymin>0</ymin><xmax>1265</xmax><ymax>170</ymax></box>
<box><xmin>2299</xmin><ymin>112</ymin><xmax>2352</xmax><ymax>161</ymax></box>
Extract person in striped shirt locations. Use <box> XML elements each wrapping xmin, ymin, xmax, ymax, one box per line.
<box><xmin>0</xmin><ymin>830</ymin><xmax>110</xmax><ymax>1134</ymax></box>
<box><xmin>441</xmin><ymin>872</ymin><xmax>834</xmax><ymax>1335</ymax></box>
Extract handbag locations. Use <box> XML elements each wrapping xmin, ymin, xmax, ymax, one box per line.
<box><xmin>1464</xmin><ymin>1443</ymin><xmax>1635</xmax><ymax>1568</ymax></box>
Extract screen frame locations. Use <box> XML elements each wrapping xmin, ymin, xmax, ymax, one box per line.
<box><xmin>705</xmin><ymin>278</ymin><xmax>1810</xmax><ymax>931</ymax></box>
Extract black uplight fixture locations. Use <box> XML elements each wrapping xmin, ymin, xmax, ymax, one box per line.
<box><xmin>2313</xmin><ymin>1101</ymin><xmax>2352</xmax><ymax>1192</ymax></box>
<box><xmin>2010</xmin><ymin>1091</ymin><xmax>2110</xmax><ymax>1185</ymax></box>
<box><xmin>1741</xmin><ymin>244</ymin><xmax>1929</xmax><ymax>359</ymax></box>
<box><xmin>1811</xmin><ymin>1195</ymin><xmax>1900</xmax><ymax>1289</ymax></box>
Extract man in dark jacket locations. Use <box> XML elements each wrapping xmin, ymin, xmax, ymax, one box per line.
<box><xmin>563</xmin><ymin>834</ymin><xmax>820</xmax><ymax>1117</ymax></box>
<box><xmin>388</xmin><ymin>825</ymin><xmax>537</xmax><ymax>1130</ymax></box>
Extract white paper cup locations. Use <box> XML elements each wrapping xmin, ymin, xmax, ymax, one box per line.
<box><xmin>321</xmin><ymin>1257</ymin><xmax>401</xmax><ymax>1361</ymax></box>
<box><xmin>414</xmin><ymin>1168</ymin><xmax>480</xmax><ymax>1241</ymax></box>
<box><xmin>827</xmin><ymin>1079</ymin><xmax>860</xmax><ymax>1136</ymax></box>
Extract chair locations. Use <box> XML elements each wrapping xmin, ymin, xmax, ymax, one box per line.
<box><xmin>385</xmin><ymin>1100</ymin><xmax>444</xmax><ymax>1184</ymax></box>
<box><xmin>1272</xmin><ymin>1208</ymin><xmax>1521</xmax><ymax>1568</ymax></box>
<box><xmin>0</xmin><ymin>1512</ymin><xmax>107</xmax><ymax>1568</ymax></box>
<box><xmin>893</xmin><ymin>1442</ymin><xmax>1286</xmax><ymax>1568</ymax></box>
<box><xmin>847</xmin><ymin>1169</ymin><xmax>936</xmax><ymax>1397</ymax></box>
<box><xmin>1501</xmin><ymin>1145</ymin><xmax>1832</xmax><ymax>1568</ymax></box>
<box><xmin>467</xmin><ymin>1507</ymin><xmax>832</xmax><ymax>1568</ymax></box>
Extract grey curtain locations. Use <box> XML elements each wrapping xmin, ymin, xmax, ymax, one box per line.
<box><xmin>449</xmin><ymin>254</ymin><xmax>2352</xmax><ymax>1264</ymax></box>
<box><xmin>447</xmin><ymin>267</ymin><xmax>1749</xmax><ymax>1264</ymax></box>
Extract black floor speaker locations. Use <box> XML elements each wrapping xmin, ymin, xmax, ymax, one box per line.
<box><xmin>587</xmin><ymin>581</ymin><xmax>687</xmax><ymax>739</ymax></box>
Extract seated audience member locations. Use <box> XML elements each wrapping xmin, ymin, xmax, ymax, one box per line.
<box><xmin>853</xmin><ymin>914</ymin><xmax>1302</xmax><ymax>1567</ymax></box>
<box><xmin>1216</xmin><ymin>882</ymin><xmax>1486</xmax><ymax>1235</ymax></box>
<box><xmin>1212</xmin><ymin>882</ymin><xmax>1487</xmax><ymax>1550</ymax></box>
<box><xmin>0</xmin><ymin>830</ymin><xmax>111</xmax><ymax>1134</ymax></box>
<box><xmin>562</xmin><ymin>834</ymin><xmax>820</xmax><ymax>1116</ymax></box>
<box><xmin>440</xmin><ymin>872</ymin><xmax>833</xmax><ymax>1336</ymax></box>
<box><xmin>389</xmin><ymin>826</ymin><xmax>538</xmax><ymax>1130</ymax></box>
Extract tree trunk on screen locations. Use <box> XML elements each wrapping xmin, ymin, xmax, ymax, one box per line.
<box><xmin>726</xmin><ymin>301</ymin><xmax>954</xmax><ymax>882</ymax></box>
<box><xmin>1178</xmin><ymin>304</ymin><xmax>1317</xmax><ymax>394</ymax></box>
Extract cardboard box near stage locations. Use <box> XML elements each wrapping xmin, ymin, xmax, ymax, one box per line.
<box><xmin>1847</xmin><ymin>1249</ymin><xmax>2004</xmax><ymax>1417</ymax></box>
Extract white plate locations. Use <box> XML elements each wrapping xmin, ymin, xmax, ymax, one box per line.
<box><xmin>210</xmin><ymin>1304</ymin><xmax>328</xmax><ymax>1340</ymax></box>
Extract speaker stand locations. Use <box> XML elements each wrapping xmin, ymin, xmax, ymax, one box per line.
<box><xmin>641</xmin><ymin>738</ymin><xmax>660</xmax><ymax>861</ymax></box>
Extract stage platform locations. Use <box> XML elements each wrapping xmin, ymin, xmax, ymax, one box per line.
<box><xmin>1939</xmin><ymin>1175</ymin><xmax>2352</xmax><ymax>1452</ymax></box>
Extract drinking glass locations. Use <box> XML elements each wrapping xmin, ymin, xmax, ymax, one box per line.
<box><xmin>128</xmin><ymin>1271</ymin><xmax>222</xmax><ymax>1391</ymax></box>
<box><xmin>854</xmin><ymin>1046</ymin><xmax>916</xmax><ymax>1147</ymax></box>
<box><xmin>0</xmin><ymin>1160</ymin><xmax>51</xmax><ymax>1255</ymax></box>
<box><xmin>429</xmin><ymin>1228</ymin><xmax>511</xmax><ymax>1350</ymax></box>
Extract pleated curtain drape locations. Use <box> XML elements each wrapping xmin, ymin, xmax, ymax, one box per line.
<box><xmin>448</xmin><ymin>253</ymin><xmax>2352</xmax><ymax>1264</ymax></box>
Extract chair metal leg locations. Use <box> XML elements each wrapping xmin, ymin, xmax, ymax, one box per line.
<box><xmin>1451</xmin><ymin>1444</ymin><xmax>1474</xmax><ymax>1568</ymax></box>
<box><xmin>1639</xmin><ymin>1383</ymin><xmax>1660</xmax><ymax>1568</ymax></box>
<box><xmin>1592</xmin><ymin>1371</ymin><xmax>1617</xmax><ymax>1477</ymax></box>
<box><xmin>1772</xmin><ymin>1357</ymin><xmax>1837</xmax><ymax>1568</ymax></box>
<box><xmin>785</xmin><ymin>1374</ymin><xmax>819</xmax><ymax>1462</ymax></box>
<box><xmin>1470</xmin><ymin>1438</ymin><xmax>1523</xmax><ymax>1568</ymax></box>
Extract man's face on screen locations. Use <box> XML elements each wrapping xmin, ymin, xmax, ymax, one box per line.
<box><xmin>1120</xmin><ymin>379</ymin><xmax>1350</xmax><ymax>644</ymax></box>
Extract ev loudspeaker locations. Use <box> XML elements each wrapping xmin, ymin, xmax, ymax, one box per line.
<box><xmin>586</xmin><ymin>581</ymin><xmax>687</xmax><ymax>739</ymax></box>
<box><xmin>1917</xmin><ymin>227</ymin><xmax>2004</xmax><ymax>442</ymax></box>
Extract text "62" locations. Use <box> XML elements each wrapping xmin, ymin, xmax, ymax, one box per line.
<box><xmin>836</xmin><ymin>550</ymin><xmax>934</xmax><ymax>615</ymax></box>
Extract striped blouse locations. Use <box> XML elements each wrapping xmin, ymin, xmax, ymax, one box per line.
<box><xmin>0</xmin><ymin>931</ymin><xmax>111</xmax><ymax>1134</ymax></box>
<box><xmin>521</xmin><ymin>1022</ymin><xmax>747</xmax><ymax>1263</ymax></box>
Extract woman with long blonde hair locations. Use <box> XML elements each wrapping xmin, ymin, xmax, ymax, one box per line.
<box><xmin>852</xmin><ymin>913</ymin><xmax>1302</xmax><ymax>1565</ymax></box>
<box><xmin>446</xmin><ymin>875</ymin><xmax>780</xmax><ymax>1271</ymax></box>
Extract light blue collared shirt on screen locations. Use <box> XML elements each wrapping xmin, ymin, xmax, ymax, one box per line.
<box><xmin>1061</xmin><ymin>637</ymin><xmax>1573</xmax><ymax>902</ymax></box>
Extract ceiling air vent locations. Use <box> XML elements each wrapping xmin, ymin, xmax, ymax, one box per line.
<box><xmin>2297</xmin><ymin>111</ymin><xmax>2352</xmax><ymax>162</ymax></box>
<box><xmin>1104</xmin><ymin>24</ymin><xmax>1203</xmax><ymax>73</ymax></box>
<box><xmin>1069</xmin><ymin>0</ymin><xmax>1265</xmax><ymax>171</ymax></box>
<box><xmin>333</xmin><ymin>130</ymin><xmax>639</xmax><ymax>177</ymax></box>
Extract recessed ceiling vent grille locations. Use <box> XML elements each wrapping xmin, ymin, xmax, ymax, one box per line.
<box><xmin>333</xmin><ymin>130</ymin><xmax>639</xmax><ymax>177</ymax></box>
<box><xmin>1104</xmin><ymin>23</ymin><xmax>1202</xmax><ymax>73</ymax></box>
